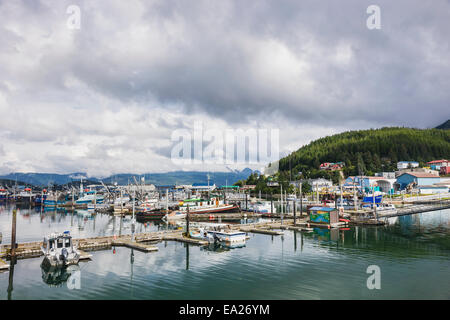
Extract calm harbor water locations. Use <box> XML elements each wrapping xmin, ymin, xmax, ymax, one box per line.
<box><xmin>0</xmin><ymin>204</ymin><xmax>449</xmax><ymax>299</ymax></box>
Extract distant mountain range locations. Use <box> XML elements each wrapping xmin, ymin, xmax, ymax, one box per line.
<box><xmin>0</xmin><ymin>168</ymin><xmax>256</xmax><ymax>187</ymax></box>
<box><xmin>436</xmin><ymin>119</ymin><xmax>450</xmax><ymax>130</ymax></box>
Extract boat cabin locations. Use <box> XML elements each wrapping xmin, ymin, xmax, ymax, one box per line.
<box><xmin>42</xmin><ymin>231</ymin><xmax>74</xmax><ymax>252</ymax></box>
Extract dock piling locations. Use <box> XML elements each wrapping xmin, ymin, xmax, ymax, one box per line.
<box><xmin>293</xmin><ymin>199</ymin><xmax>296</xmax><ymax>225</ymax></box>
<box><xmin>11</xmin><ymin>209</ymin><xmax>17</xmax><ymax>258</ymax></box>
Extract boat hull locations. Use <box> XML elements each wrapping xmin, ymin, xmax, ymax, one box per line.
<box><xmin>180</xmin><ymin>205</ymin><xmax>239</xmax><ymax>215</ymax></box>
<box><xmin>136</xmin><ymin>210</ymin><xmax>167</xmax><ymax>220</ymax></box>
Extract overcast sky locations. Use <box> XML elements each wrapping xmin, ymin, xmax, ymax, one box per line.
<box><xmin>0</xmin><ymin>0</ymin><xmax>449</xmax><ymax>177</ymax></box>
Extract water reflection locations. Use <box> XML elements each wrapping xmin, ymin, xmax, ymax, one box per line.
<box><xmin>1</xmin><ymin>205</ymin><xmax>449</xmax><ymax>300</ymax></box>
<box><xmin>0</xmin><ymin>204</ymin><xmax>178</xmax><ymax>245</ymax></box>
<box><xmin>7</xmin><ymin>257</ymin><xmax>16</xmax><ymax>300</ymax></box>
<box><xmin>200</xmin><ymin>241</ymin><xmax>246</xmax><ymax>253</ymax></box>
<box><xmin>41</xmin><ymin>264</ymin><xmax>80</xmax><ymax>287</ymax></box>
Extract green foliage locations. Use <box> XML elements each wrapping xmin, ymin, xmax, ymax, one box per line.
<box><xmin>279</xmin><ymin>127</ymin><xmax>450</xmax><ymax>177</ymax></box>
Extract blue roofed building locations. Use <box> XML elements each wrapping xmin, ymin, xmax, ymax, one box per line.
<box><xmin>396</xmin><ymin>172</ymin><xmax>440</xmax><ymax>190</ymax></box>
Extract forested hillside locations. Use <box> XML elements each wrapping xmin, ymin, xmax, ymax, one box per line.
<box><xmin>278</xmin><ymin>127</ymin><xmax>450</xmax><ymax>181</ymax></box>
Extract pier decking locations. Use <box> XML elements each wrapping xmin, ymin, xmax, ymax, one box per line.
<box><xmin>382</xmin><ymin>202</ymin><xmax>450</xmax><ymax>218</ymax></box>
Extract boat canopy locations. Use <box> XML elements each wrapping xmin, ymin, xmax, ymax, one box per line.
<box><xmin>183</xmin><ymin>198</ymin><xmax>207</xmax><ymax>202</ymax></box>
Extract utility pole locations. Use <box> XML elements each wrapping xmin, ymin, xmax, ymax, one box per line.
<box><xmin>10</xmin><ymin>209</ymin><xmax>17</xmax><ymax>258</ymax></box>
<box><xmin>132</xmin><ymin>188</ymin><xmax>136</xmax><ymax>241</ymax></box>
<box><xmin>166</xmin><ymin>189</ymin><xmax>169</xmax><ymax>212</ymax></box>
<box><xmin>186</xmin><ymin>205</ymin><xmax>190</xmax><ymax>237</ymax></box>
<box><xmin>293</xmin><ymin>199</ymin><xmax>296</xmax><ymax>225</ymax></box>
<box><xmin>280</xmin><ymin>184</ymin><xmax>283</xmax><ymax>225</ymax></box>
<box><xmin>207</xmin><ymin>173</ymin><xmax>210</xmax><ymax>200</ymax></box>
<box><xmin>120</xmin><ymin>188</ymin><xmax>124</xmax><ymax>215</ymax></box>
<box><xmin>71</xmin><ymin>187</ymin><xmax>74</xmax><ymax>211</ymax></box>
<box><xmin>300</xmin><ymin>182</ymin><xmax>303</xmax><ymax>217</ymax></box>
<box><xmin>271</xmin><ymin>191</ymin><xmax>273</xmax><ymax>214</ymax></box>
<box><xmin>373</xmin><ymin>185</ymin><xmax>378</xmax><ymax>220</ymax></box>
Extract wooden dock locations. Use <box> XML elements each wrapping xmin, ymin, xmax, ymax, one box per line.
<box><xmin>0</xmin><ymin>228</ymin><xmax>212</xmax><ymax>261</ymax></box>
<box><xmin>382</xmin><ymin>202</ymin><xmax>450</xmax><ymax>218</ymax></box>
<box><xmin>240</xmin><ymin>227</ymin><xmax>284</xmax><ymax>235</ymax></box>
<box><xmin>0</xmin><ymin>257</ymin><xmax>9</xmax><ymax>272</ymax></box>
<box><xmin>112</xmin><ymin>239</ymin><xmax>158</xmax><ymax>252</ymax></box>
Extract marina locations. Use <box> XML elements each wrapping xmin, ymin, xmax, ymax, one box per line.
<box><xmin>0</xmin><ymin>203</ymin><xmax>448</xmax><ymax>299</ymax></box>
<box><xmin>0</xmin><ymin>171</ymin><xmax>449</xmax><ymax>301</ymax></box>
<box><xmin>1</xmin><ymin>152</ymin><xmax>450</xmax><ymax>301</ymax></box>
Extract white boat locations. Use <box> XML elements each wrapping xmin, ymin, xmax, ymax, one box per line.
<box><xmin>137</xmin><ymin>197</ymin><xmax>159</xmax><ymax>212</ymax></box>
<box><xmin>375</xmin><ymin>203</ymin><xmax>398</xmax><ymax>216</ymax></box>
<box><xmin>247</xmin><ymin>201</ymin><xmax>272</xmax><ymax>213</ymax></box>
<box><xmin>383</xmin><ymin>216</ymin><xmax>398</xmax><ymax>224</ymax></box>
<box><xmin>177</xmin><ymin>197</ymin><xmax>239</xmax><ymax>214</ymax></box>
<box><xmin>163</xmin><ymin>211</ymin><xmax>186</xmax><ymax>221</ymax></box>
<box><xmin>76</xmin><ymin>192</ymin><xmax>104</xmax><ymax>205</ymax></box>
<box><xmin>87</xmin><ymin>203</ymin><xmax>110</xmax><ymax>210</ymax></box>
<box><xmin>189</xmin><ymin>227</ymin><xmax>247</xmax><ymax>244</ymax></box>
<box><xmin>40</xmin><ymin>231</ymin><xmax>80</xmax><ymax>268</ymax></box>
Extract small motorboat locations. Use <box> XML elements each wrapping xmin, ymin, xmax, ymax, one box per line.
<box><xmin>189</xmin><ymin>227</ymin><xmax>247</xmax><ymax>244</ymax></box>
<box><xmin>40</xmin><ymin>231</ymin><xmax>80</xmax><ymax>268</ymax></box>
<box><xmin>163</xmin><ymin>211</ymin><xmax>186</xmax><ymax>221</ymax></box>
<box><xmin>376</xmin><ymin>203</ymin><xmax>398</xmax><ymax>216</ymax></box>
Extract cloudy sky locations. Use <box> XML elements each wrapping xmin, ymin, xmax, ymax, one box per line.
<box><xmin>0</xmin><ymin>0</ymin><xmax>449</xmax><ymax>177</ymax></box>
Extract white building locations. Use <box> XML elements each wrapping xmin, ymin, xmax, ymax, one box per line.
<box><xmin>375</xmin><ymin>172</ymin><xmax>396</xmax><ymax>179</ymax></box>
<box><xmin>397</xmin><ymin>161</ymin><xmax>419</xmax><ymax>170</ymax></box>
<box><xmin>308</xmin><ymin>178</ymin><xmax>333</xmax><ymax>189</ymax></box>
<box><xmin>418</xmin><ymin>185</ymin><xmax>449</xmax><ymax>194</ymax></box>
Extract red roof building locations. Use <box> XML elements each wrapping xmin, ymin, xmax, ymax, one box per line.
<box><xmin>440</xmin><ymin>166</ymin><xmax>450</xmax><ymax>175</ymax></box>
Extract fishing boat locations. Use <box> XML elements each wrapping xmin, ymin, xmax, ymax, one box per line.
<box><xmin>136</xmin><ymin>208</ymin><xmax>168</xmax><ymax>220</ymax></box>
<box><xmin>34</xmin><ymin>193</ymin><xmax>47</xmax><ymax>206</ymax></box>
<box><xmin>0</xmin><ymin>187</ymin><xmax>7</xmax><ymax>201</ymax></box>
<box><xmin>76</xmin><ymin>191</ymin><xmax>104</xmax><ymax>205</ymax></box>
<box><xmin>40</xmin><ymin>231</ymin><xmax>80</xmax><ymax>268</ymax></box>
<box><xmin>177</xmin><ymin>197</ymin><xmax>239</xmax><ymax>214</ymax></box>
<box><xmin>15</xmin><ymin>188</ymin><xmax>36</xmax><ymax>203</ymax></box>
<box><xmin>163</xmin><ymin>197</ymin><xmax>238</xmax><ymax>220</ymax></box>
<box><xmin>87</xmin><ymin>203</ymin><xmax>110</xmax><ymax>210</ymax></box>
<box><xmin>138</xmin><ymin>197</ymin><xmax>159</xmax><ymax>210</ymax></box>
<box><xmin>43</xmin><ymin>192</ymin><xmax>65</xmax><ymax>207</ymax></box>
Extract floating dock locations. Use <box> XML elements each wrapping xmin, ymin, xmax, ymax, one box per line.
<box><xmin>0</xmin><ymin>257</ymin><xmax>9</xmax><ymax>271</ymax></box>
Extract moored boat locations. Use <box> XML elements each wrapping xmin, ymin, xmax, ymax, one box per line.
<box><xmin>0</xmin><ymin>187</ymin><xmax>7</xmax><ymax>201</ymax></box>
<box><xmin>136</xmin><ymin>208</ymin><xmax>168</xmax><ymax>220</ymax></box>
<box><xmin>40</xmin><ymin>231</ymin><xmax>80</xmax><ymax>268</ymax></box>
<box><xmin>189</xmin><ymin>227</ymin><xmax>247</xmax><ymax>244</ymax></box>
<box><xmin>76</xmin><ymin>191</ymin><xmax>104</xmax><ymax>205</ymax></box>
<box><xmin>177</xmin><ymin>197</ymin><xmax>239</xmax><ymax>214</ymax></box>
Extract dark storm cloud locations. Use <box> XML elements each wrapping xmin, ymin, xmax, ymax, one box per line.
<box><xmin>0</xmin><ymin>0</ymin><xmax>449</xmax><ymax>175</ymax></box>
<box><xmin>42</xmin><ymin>0</ymin><xmax>448</xmax><ymax>128</ymax></box>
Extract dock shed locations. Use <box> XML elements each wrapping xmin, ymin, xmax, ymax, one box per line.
<box><xmin>308</xmin><ymin>206</ymin><xmax>339</xmax><ymax>225</ymax></box>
